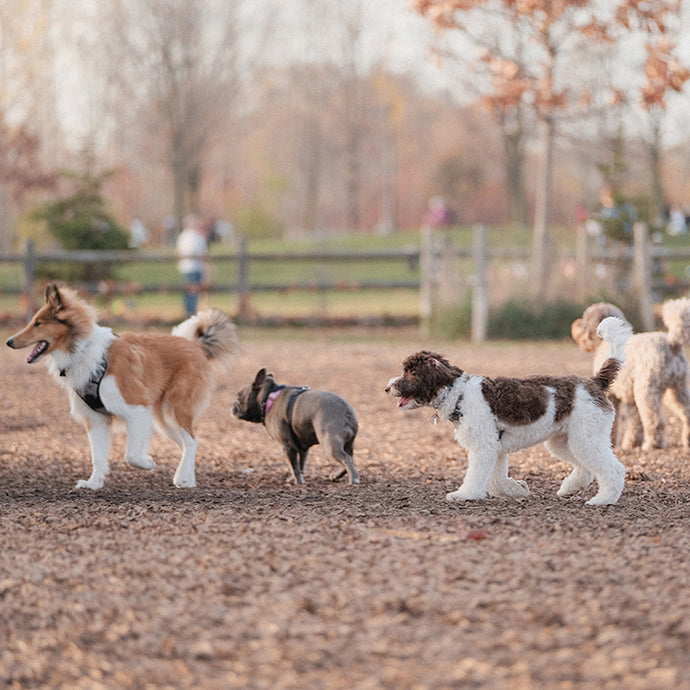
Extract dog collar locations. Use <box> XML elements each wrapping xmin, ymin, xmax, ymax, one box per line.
<box><xmin>434</xmin><ymin>378</ymin><xmax>465</xmax><ymax>422</ymax></box>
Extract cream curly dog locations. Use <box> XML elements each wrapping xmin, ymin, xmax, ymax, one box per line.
<box><xmin>572</xmin><ymin>298</ymin><xmax>690</xmax><ymax>450</ymax></box>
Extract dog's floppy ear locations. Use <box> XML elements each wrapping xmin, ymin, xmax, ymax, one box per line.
<box><xmin>571</xmin><ymin>318</ymin><xmax>584</xmax><ymax>343</ymax></box>
<box><xmin>45</xmin><ymin>282</ymin><xmax>64</xmax><ymax>312</ymax></box>
<box><xmin>252</xmin><ymin>368</ymin><xmax>267</xmax><ymax>389</ymax></box>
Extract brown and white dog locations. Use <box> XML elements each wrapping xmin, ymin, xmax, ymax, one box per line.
<box><xmin>385</xmin><ymin>317</ymin><xmax>632</xmax><ymax>505</ymax></box>
<box><xmin>6</xmin><ymin>283</ymin><xmax>239</xmax><ymax>489</ymax></box>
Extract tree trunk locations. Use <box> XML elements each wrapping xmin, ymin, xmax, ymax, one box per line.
<box><xmin>648</xmin><ymin>111</ymin><xmax>665</xmax><ymax>225</ymax></box>
<box><xmin>500</xmin><ymin>110</ymin><xmax>527</xmax><ymax>226</ymax></box>
<box><xmin>346</xmin><ymin>125</ymin><xmax>361</xmax><ymax>231</ymax></box>
<box><xmin>530</xmin><ymin>115</ymin><xmax>555</xmax><ymax>301</ymax></box>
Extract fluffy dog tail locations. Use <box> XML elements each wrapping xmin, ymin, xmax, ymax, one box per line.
<box><xmin>661</xmin><ymin>297</ymin><xmax>690</xmax><ymax>349</ymax></box>
<box><xmin>593</xmin><ymin>316</ymin><xmax>632</xmax><ymax>390</ymax></box>
<box><xmin>172</xmin><ymin>309</ymin><xmax>240</xmax><ymax>367</ymax></box>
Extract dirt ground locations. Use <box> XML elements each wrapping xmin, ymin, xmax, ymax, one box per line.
<box><xmin>1</xmin><ymin>326</ymin><xmax>689</xmax><ymax>689</ymax></box>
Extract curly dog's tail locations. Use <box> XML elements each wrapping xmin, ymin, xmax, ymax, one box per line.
<box><xmin>662</xmin><ymin>297</ymin><xmax>690</xmax><ymax>349</ymax></box>
<box><xmin>593</xmin><ymin>316</ymin><xmax>633</xmax><ymax>390</ymax></box>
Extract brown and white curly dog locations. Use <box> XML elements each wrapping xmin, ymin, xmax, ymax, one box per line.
<box><xmin>571</xmin><ymin>298</ymin><xmax>690</xmax><ymax>450</ymax></box>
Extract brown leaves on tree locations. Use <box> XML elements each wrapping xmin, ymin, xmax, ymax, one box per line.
<box><xmin>0</xmin><ymin>121</ymin><xmax>54</xmax><ymax>201</ymax></box>
<box><xmin>415</xmin><ymin>0</ymin><xmax>689</xmax><ymax>111</ymax></box>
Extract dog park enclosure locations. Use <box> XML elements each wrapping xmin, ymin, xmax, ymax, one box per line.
<box><xmin>1</xmin><ymin>223</ymin><xmax>686</xmax><ymax>334</ymax></box>
<box><xmin>1</xmin><ymin>332</ymin><xmax>689</xmax><ymax>688</ymax></box>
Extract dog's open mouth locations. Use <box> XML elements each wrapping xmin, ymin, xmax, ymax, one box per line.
<box><xmin>397</xmin><ymin>396</ymin><xmax>414</xmax><ymax>409</ymax></box>
<box><xmin>27</xmin><ymin>341</ymin><xmax>49</xmax><ymax>363</ymax></box>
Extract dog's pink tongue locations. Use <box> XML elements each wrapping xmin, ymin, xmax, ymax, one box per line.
<box><xmin>397</xmin><ymin>396</ymin><xmax>412</xmax><ymax>408</ymax></box>
<box><xmin>27</xmin><ymin>341</ymin><xmax>47</xmax><ymax>363</ymax></box>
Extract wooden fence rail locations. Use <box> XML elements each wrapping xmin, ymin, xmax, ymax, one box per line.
<box><xmin>1</xmin><ymin>225</ymin><xmax>688</xmax><ymax>339</ymax></box>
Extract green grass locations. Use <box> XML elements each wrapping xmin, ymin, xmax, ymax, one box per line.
<box><xmin>4</xmin><ymin>224</ymin><xmax>687</xmax><ymax>326</ymax></box>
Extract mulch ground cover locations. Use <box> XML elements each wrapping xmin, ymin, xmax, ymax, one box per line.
<box><xmin>1</xmin><ymin>329</ymin><xmax>689</xmax><ymax>689</ymax></box>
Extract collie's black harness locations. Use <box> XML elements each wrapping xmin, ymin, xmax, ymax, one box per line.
<box><xmin>60</xmin><ymin>357</ymin><xmax>110</xmax><ymax>415</ymax></box>
<box><xmin>261</xmin><ymin>385</ymin><xmax>310</xmax><ymax>450</ymax></box>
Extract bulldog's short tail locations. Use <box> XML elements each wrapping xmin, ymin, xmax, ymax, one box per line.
<box><xmin>592</xmin><ymin>316</ymin><xmax>632</xmax><ymax>390</ymax></box>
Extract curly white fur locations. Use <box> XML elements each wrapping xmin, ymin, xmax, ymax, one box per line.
<box><xmin>572</xmin><ymin>298</ymin><xmax>690</xmax><ymax>450</ymax></box>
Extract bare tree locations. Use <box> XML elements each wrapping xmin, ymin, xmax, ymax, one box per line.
<box><xmin>0</xmin><ymin>0</ymin><xmax>59</xmax><ymax>250</ymax></box>
<box><xmin>94</xmin><ymin>0</ymin><xmax>241</xmax><ymax>232</ymax></box>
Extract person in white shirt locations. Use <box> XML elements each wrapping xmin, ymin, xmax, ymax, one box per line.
<box><xmin>176</xmin><ymin>215</ymin><xmax>209</xmax><ymax>316</ymax></box>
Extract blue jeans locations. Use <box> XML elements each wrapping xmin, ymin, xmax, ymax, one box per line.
<box><xmin>182</xmin><ymin>270</ymin><xmax>202</xmax><ymax>316</ymax></box>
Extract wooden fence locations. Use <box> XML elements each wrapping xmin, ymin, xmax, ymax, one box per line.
<box><xmin>1</xmin><ymin>225</ymin><xmax>688</xmax><ymax>339</ymax></box>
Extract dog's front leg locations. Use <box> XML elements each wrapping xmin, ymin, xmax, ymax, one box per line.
<box><xmin>77</xmin><ymin>415</ymin><xmax>111</xmax><ymax>490</ymax></box>
<box><xmin>285</xmin><ymin>447</ymin><xmax>305</xmax><ymax>484</ymax></box>
<box><xmin>488</xmin><ymin>452</ymin><xmax>529</xmax><ymax>498</ymax></box>
<box><xmin>446</xmin><ymin>447</ymin><xmax>497</xmax><ymax>502</ymax></box>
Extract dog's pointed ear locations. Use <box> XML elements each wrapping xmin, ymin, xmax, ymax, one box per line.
<box><xmin>252</xmin><ymin>368</ymin><xmax>267</xmax><ymax>389</ymax></box>
<box><xmin>45</xmin><ymin>282</ymin><xmax>64</xmax><ymax>312</ymax></box>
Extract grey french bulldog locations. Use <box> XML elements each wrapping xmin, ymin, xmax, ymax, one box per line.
<box><xmin>231</xmin><ymin>368</ymin><xmax>360</xmax><ymax>485</ymax></box>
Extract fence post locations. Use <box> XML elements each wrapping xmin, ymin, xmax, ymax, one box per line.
<box><xmin>21</xmin><ymin>239</ymin><xmax>36</xmax><ymax>319</ymax></box>
<box><xmin>237</xmin><ymin>236</ymin><xmax>250</xmax><ymax>320</ymax></box>
<box><xmin>419</xmin><ymin>226</ymin><xmax>437</xmax><ymax>333</ymax></box>
<box><xmin>575</xmin><ymin>222</ymin><xmax>589</xmax><ymax>303</ymax></box>
<box><xmin>633</xmin><ymin>221</ymin><xmax>654</xmax><ymax>331</ymax></box>
<box><xmin>471</xmin><ymin>224</ymin><xmax>488</xmax><ymax>342</ymax></box>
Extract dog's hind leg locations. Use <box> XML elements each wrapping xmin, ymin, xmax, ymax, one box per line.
<box><xmin>545</xmin><ymin>437</ymin><xmax>594</xmax><ymax>497</ymax></box>
<box><xmin>565</xmin><ymin>435</ymin><xmax>625</xmax><ymax>505</ymax></box>
<box><xmin>634</xmin><ymin>379</ymin><xmax>666</xmax><ymax>450</ymax></box>
<box><xmin>327</xmin><ymin>436</ymin><xmax>360</xmax><ymax>484</ymax></box>
<box><xmin>488</xmin><ymin>452</ymin><xmax>529</xmax><ymax>498</ymax></box>
<box><xmin>171</xmin><ymin>428</ymin><xmax>198</xmax><ymax>488</ymax></box>
<box><xmin>666</xmin><ymin>384</ymin><xmax>690</xmax><ymax>449</ymax></box>
<box><xmin>618</xmin><ymin>400</ymin><xmax>643</xmax><ymax>449</ymax></box>
<box><xmin>77</xmin><ymin>414</ymin><xmax>112</xmax><ymax>490</ymax></box>
<box><xmin>123</xmin><ymin>408</ymin><xmax>156</xmax><ymax>471</ymax></box>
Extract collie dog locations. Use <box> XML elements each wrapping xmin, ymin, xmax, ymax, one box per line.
<box><xmin>6</xmin><ymin>283</ymin><xmax>239</xmax><ymax>489</ymax></box>
<box><xmin>386</xmin><ymin>317</ymin><xmax>631</xmax><ymax>506</ymax></box>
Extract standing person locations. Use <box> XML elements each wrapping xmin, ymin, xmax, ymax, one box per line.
<box><xmin>176</xmin><ymin>214</ymin><xmax>209</xmax><ymax>316</ymax></box>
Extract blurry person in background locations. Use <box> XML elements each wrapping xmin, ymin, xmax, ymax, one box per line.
<box><xmin>176</xmin><ymin>214</ymin><xmax>209</xmax><ymax>316</ymax></box>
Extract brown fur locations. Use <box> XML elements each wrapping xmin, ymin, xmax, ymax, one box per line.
<box><xmin>107</xmin><ymin>333</ymin><xmax>213</xmax><ymax>437</ymax></box>
<box><xmin>7</xmin><ymin>285</ymin><xmax>95</xmax><ymax>361</ymax></box>
<box><xmin>395</xmin><ymin>351</ymin><xmax>464</xmax><ymax>404</ymax></box>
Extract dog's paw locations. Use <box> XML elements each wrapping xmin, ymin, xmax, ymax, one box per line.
<box><xmin>490</xmin><ymin>478</ymin><xmax>529</xmax><ymax>498</ymax></box>
<box><xmin>173</xmin><ymin>474</ymin><xmax>196</xmax><ymax>488</ymax></box>
<box><xmin>504</xmin><ymin>479</ymin><xmax>529</xmax><ymax>497</ymax></box>
<box><xmin>446</xmin><ymin>488</ymin><xmax>486</xmax><ymax>502</ymax></box>
<box><xmin>75</xmin><ymin>476</ymin><xmax>105</xmax><ymax>490</ymax></box>
<box><xmin>126</xmin><ymin>454</ymin><xmax>156</xmax><ymax>470</ymax></box>
<box><xmin>585</xmin><ymin>494</ymin><xmax>619</xmax><ymax>506</ymax></box>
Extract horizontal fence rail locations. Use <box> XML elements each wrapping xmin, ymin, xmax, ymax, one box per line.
<box><xmin>0</xmin><ymin>224</ymin><xmax>688</xmax><ymax>337</ymax></box>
